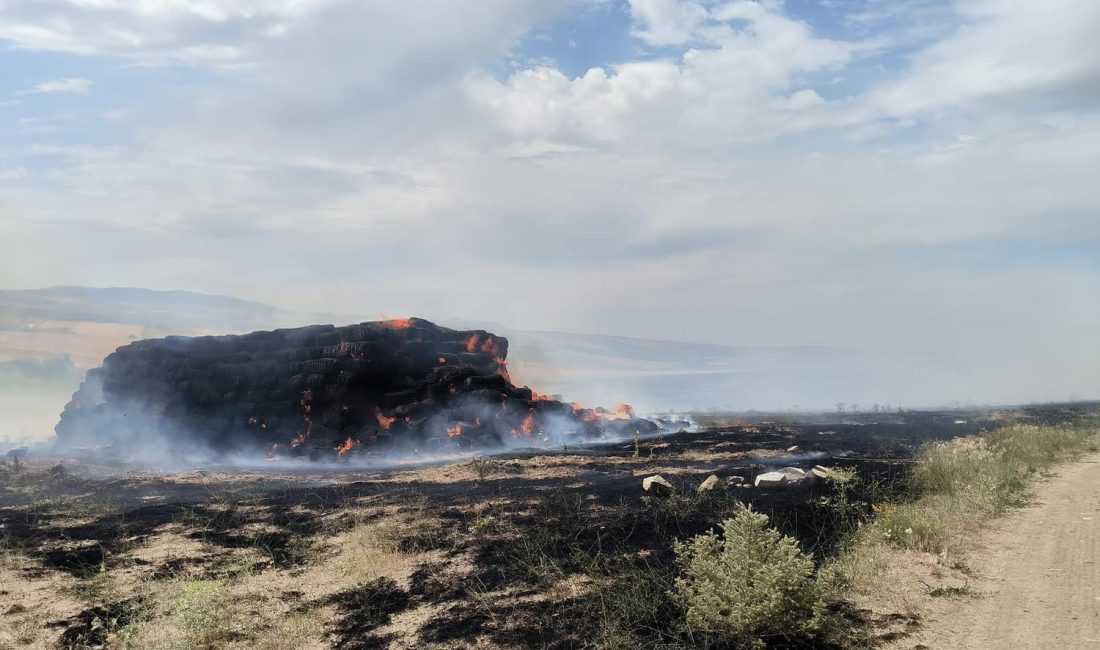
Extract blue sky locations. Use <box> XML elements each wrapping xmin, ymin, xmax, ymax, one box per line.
<box><xmin>0</xmin><ymin>0</ymin><xmax>1098</xmax><ymax>404</ymax></box>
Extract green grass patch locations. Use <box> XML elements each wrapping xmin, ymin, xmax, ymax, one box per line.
<box><xmin>872</xmin><ymin>421</ymin><xmax>1100</xmax><ymax>558</ymax></box>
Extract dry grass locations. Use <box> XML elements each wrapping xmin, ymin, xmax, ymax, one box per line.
<box><xmin>90</xmin><ymin>503</ymin><xmax>445</xmax><ymax>649</ymax></box>
<box><xmin>830</xmin><ymin>418</ymin><xmax>1100</xmax><ymax>618</ymax></box>
<box><xmin>250</xmin><ymin>611</ymin><xmax>327</xmax><ymax>650</ymax></box>
<box><xmin>329</xmin><ymin>504</ymin><xmax>445</xmax><ymax>583</ymax></box>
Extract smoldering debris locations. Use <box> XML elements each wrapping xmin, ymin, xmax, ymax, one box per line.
<box><xmin>53</xmin><ymin>317</ymin><xmax>658</xmax><ymax>465</ymax></box>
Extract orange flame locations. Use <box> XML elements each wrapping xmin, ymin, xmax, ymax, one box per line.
<box><xmin>446</xmin><ymin>424</ymin><xmax>463</xmax><ymax>438</ymax></box>
<box><xmin>291</xmin><ymin>433</ymin><xmax>306</xmax><ymax>447</ymax></box>
<box><xmin>566</xmin><ymin>400</ymin><xmax>636</xmax><ymax>423</ymax></box>
<box><xmin>375</xmin><ymin>410</ymin><xmax>395</xmax><ymax>429</ymax></box>
<box><xmin>463</xmin><ymin>333</ymin><xmax>511</xmax><ymax>382</ymax></box>
<box><xmin>512</xmin><ymin>412</ymin><xmax>537</xmax><ymax>438</ymax></box>
<box><xmin>380</xmin><ymin>318</ymin><xmax>412</xmax><ymax>329</ymax></box>
<box><xmin>602</xmin><ymin>403</ymin><xmax>636</xmax><ymax>421</ymax></box>
<box><xmin>335</xmin><ymin>437</ymin><xmax>357</xmax><ymax>455</ymax></box>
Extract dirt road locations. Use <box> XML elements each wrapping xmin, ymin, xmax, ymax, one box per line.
<box><xmin>897</xmin><ymin>454</ymin><xmax>1100</xmax><ymax>649</ymax></box>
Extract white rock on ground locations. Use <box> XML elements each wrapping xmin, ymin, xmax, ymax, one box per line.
<box><xmin>697</xmin><ymin>474</ymin><xmax>721</xmax><ymax>493</ymax></box>
<box><xmin>754</xmin><ymin>466</ymin><xmax>808</xmax><ymax>487</ymax></box>
<box><xmin>642</xmin><ymin>474</ymin><xmax>674</xmax><ymax>495</ymax></box>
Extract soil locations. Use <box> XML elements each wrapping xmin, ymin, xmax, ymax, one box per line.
<box><xmin>889</xmin><ymin>453</ymin><xmax>1100</xmax><ymax>650</ymax></box>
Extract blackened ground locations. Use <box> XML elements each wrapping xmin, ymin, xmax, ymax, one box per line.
<box><xmin>1</xmin><ymin>402</ymin><xmax>1096</xmax><ymax>648</ymax></box>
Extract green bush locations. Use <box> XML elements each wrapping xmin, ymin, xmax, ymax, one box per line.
<box><xmin>670</xmin><ymin>504</ymin><xmax>824</xmax><ymax>649</ymax></box>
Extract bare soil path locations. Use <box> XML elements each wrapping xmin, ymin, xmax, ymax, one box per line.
<box><xmin>895</xmin><ymin>454</ymin><xmax>1100</xmax><ymax>649</ymax></box>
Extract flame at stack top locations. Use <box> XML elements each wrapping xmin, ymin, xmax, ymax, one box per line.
<box><xmin>379</xmin><ymin>318</ymin><xmax>413</xmax><ymax>329</ymax></box>
<box><xmin>54</xmin><ymin>316</ymin><xmax>658</xmax><ymax>462</ymax></box>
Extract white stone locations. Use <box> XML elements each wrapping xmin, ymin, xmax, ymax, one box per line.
<box><xmin>642</xmin><ymin>474</ymin><xmax>674</xmax><ymax>495</ymax></box>
<box><xmin>755</xmin><ymin>466</ymin><xmax>808</xmax><ymax>487</ymax></box>
<box><xmin>697</xmin><ymin>474</ymin><xmax>721</xmax><ymax>493</ymax></box>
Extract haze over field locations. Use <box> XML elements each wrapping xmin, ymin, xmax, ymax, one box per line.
<box><xmin>1</xmin><ymin>0</ymin><xmax>1098</xmax><ymax>436</ymax></box>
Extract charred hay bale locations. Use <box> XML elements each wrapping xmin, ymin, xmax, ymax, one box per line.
<box><xmin>256</xmin><ymin>401</ymin><xmax>300</xmax><ymax>417</ymax></box>
<box><xmin>393</xmin><ymin>398</ymin><xmax>438</xmax><ymax>421</ymax></box>
<box><xmin>400</xmin><ymin>341</ymin><xmax>446</xmax><ymax>370</ymax></box>
<box><xmin>54</xmin><ymin>317</ymin><xmax>628</xmax><ymax>456</ymax></box>
<box><xmin>319</xmin><ymin>384</ymin><xmax>347</xmax><ymax>401</ymax></box>
<box><xmin>455</xmin><ymin>353</ymin><xmax>498</xmax><ymax>373</ymax></box>
<box><xmin>459</xmin><ymin>389</ymin><xmax>507</xmax><ymax>407</ymax></box>
<box><xmin>317</xmin><ymin>405</ymin><xmax>348</xmax><ymax>428</ymax></box>
<box><xmin>464</xmin><ymin>374</ymin><xmax>507</xmax><ymax>392</ymax></box>
<box><xmin>383</xmin><ymin>388</ymin><xmax>423</xmax><ymax>408</ymax></box>
<box><xmin>300</xmin><ymin>358</ymin><xmax>339</xmax><ymax>375</ymax></box>
<box><xmin>313</xmin><ymin>332</ymin><xmax>342</xmax><ymax>347</ymax></box>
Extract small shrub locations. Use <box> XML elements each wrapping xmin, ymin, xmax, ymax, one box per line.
<box><xmin>468</xmin><ymin>514</ymin><xmax>497</xmax><ymax>536</ymax></box>
<box><xmin>671</xmin><ymin>504</ymin><xmax>824</xmax><ymax>649</ymax></box>
<box><xmin>175</xmin><ymin>579</ymin><xmax>233</xmax><ymax>648</ymax></box>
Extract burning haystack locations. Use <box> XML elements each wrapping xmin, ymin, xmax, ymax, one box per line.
<box><xmin>55</xmin><ymin>317</ymin><xmax>655</xmax><ymax>460</ymax></box>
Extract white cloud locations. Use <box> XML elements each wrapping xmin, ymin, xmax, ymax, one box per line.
<box><xmin>0</xmin><ymin>0</ymin><xmax>323</xmax><ymax>64</ymax></box>
<box><xmin>628</xmin><ymin>0</ymin><xmax>710</xmax><ymax>46</ymax></box>
<box><xmin>866</xmin><ymin>0</ymin><xmax>1100</xmax><ymax>118</ymax></box>
<box><xmin>785</xmin><ymin>88</ymin><xmax>825</xmax><ymax>110</ymax></box>
<box><xmin>471</xmin><ymin>1</ymin><xmax>855</xmax><ymax>146</ymax></box>
<box><xmin>18</xmin><ymin>77</ymin><xmax>92</xmax><ymax>94</ymax></box>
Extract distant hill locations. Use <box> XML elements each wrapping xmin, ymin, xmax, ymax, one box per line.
<box><xmin>0</xmin><ymin>286</ymin><xmax>317</xmax><ymax>332</ymax></box>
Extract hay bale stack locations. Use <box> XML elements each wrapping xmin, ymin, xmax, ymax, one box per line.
<box><xmin>54</xmin><ymin>318</ymin><xmax>655</xmax><ymax>459</ymax></box>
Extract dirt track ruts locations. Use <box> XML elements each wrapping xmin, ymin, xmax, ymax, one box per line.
<box><xmin>895</xmin><ymin>454</ymin><xmax>1100</xmax><ymax>649</ymax></box>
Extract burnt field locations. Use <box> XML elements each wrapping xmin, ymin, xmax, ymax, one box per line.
<box><xmin>2</xmin><ymin>402</ymin><xmax>1097</xmax><ymax>648</ymax></box>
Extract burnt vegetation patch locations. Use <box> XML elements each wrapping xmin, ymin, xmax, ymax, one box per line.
<box><xmin>429</xmin><ymin>478</ymin><xmax>872</xmax><ymax>648</ymax></box>
<box><xmin>2</xmin><ymin>403</ymin><xmax>1096</xmax><ymax>648</ymax></box>
<box><xmin>57</xmin><ymin>598</ymin><xmax>143</xmax><ymax>648</ymax></box>
<box><xmin>325</xmin><ymin>577</ymin><xmax>411</xmax><ymax>649</ymax></box>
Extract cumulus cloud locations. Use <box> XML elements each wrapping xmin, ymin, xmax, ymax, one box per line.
<box><xmin>471</xmin><ymin>1</ymin><xmax>856</xmax><ymax>146</ymax></box>
<box><xmin>628</xmin><ymin>0</ymin><xmax>711</xmax><ymax>45</ymax></box>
